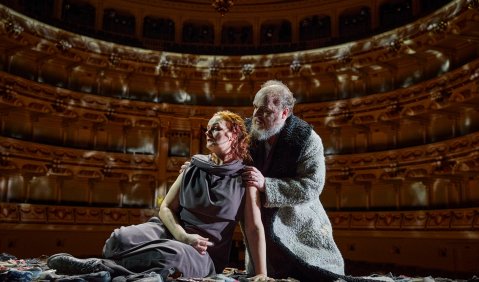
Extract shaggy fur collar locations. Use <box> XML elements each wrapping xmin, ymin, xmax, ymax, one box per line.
<box><xmin>246</xmin><ymin>115</ymin><xmax>312</xmax><ymax>177</ymax></box>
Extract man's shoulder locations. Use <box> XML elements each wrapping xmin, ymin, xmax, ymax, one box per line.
<box><xmin>306</xmin><ymin>130</ymin><xmax>323</xmax><ymax>147</ymax></box>
<box><xmin>287</xmin><ymin>115</ymin><xmax>312</xmax><ymax>133</ymax></box>
<box><xmin>282</xmin><ymin>115</ymin><xmax>312</xmax><ymax>146</ymax></box>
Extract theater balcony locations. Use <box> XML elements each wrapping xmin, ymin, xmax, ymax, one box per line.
<box><xmin>0</xmin><ymin>0</ymin><xmax>478</xmax><ymax>278</ymax></box>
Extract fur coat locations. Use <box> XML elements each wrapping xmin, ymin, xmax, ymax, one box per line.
<box><xmin>246</xmin><ymin>115</ymin><xmax>345</xmax><ymax>276</ymax></box>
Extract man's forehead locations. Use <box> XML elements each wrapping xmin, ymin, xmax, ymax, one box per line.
<box><xmin>253</xmin><ymin>93</ymin><xmax>274</xmax><ymax>106</ymax></box>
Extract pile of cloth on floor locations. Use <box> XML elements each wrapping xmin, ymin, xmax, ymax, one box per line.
<box><xmin>1</xmin><ymin>253</ymin><xmax>477</xmax><ymax>282</ymax></box>
<box><xmin>0</xmin><ymin>252</ymin><xmax>287</xmax><ymax>282</ymax></box>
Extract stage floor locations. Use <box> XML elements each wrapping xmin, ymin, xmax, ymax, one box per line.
<box><xmin>0</xmin><ymin>253</ymin><xmax>476</xmax><ymax>282</ymax></box>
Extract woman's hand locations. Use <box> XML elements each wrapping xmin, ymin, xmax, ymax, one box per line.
<box><xmin>160</xmin><ymin>172</ymin><xmax>213</xmax><ymax>256</ymax></box>
<box><xmin>247</xmin><ymin>274</ymin><xmax>274</xmax><ymax>282</ymax></box>
<box><xmin>183</xmin><ymin>233</ymin><xmax>214</xmax><ymax>255</ymax></box>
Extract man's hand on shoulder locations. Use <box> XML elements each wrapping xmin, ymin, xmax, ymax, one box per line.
<box><xmin>179</xmin><ymin>161</ymin><xmax>191</xmax><ymax>174</ymax></box>
<box><xmin>242</xmin><ymin>166</ymin><xmax>266</xmax><ymax>192</ymax></box>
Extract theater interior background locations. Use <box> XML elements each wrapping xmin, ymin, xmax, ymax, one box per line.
<box><xmin>0</xmin><ymin>0</ymin><xmax>478</xmax><ymax>278</ymax></box>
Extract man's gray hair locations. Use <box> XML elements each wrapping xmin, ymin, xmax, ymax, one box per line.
<box><xmin>257</xmin><ymin>80</ymin><xmax>296</xmax><ymax>115</ymax></box>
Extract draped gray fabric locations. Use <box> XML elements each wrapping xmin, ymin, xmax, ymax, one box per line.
<box><xmin>102</xmin><ymin>154</ymin><xmax>246</xmax><ymax>277</ymax></box>
<box><xmin>180</xmin><ymin>154</ymin><xmax>246</xmax><ymax>272</ymax></box>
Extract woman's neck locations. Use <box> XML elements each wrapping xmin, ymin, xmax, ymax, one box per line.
<box><xmin>211</xmin><ymin>152</ymin><xmax>236</xmax><ymax>165</ymax></box>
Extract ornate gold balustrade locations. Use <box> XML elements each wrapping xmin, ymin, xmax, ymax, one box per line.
<box><xmin>0</xmin><ymin>136</ymin><xmax>157</xmax><ymax>179</ymax></box>
<box><xmin>1</xmin><ymin>201</ymin><xmax>477</xmax><ymax>274</ymax></box>
<box><xmin>0</xmin><ymin>203</ymin><xmax>156</xmax><ymax>226</ymax></box>
<box><xmin>330</xmin><ymin>207</ymin><xmax>479</xmax><ymax>230</ymax></box>
<box><xmin>1</xmin><ymin>2</ymin><xmax>478</xmax><ymax>105</ymax></box>
<box><xmin>2</xmin><ymin>55</ymin><xmax>478</xmax><ymax>211</ymax></box>
<box><xmin>1</xmin><ymin>128</ymin><xmax>478</xmax><ymax>209</ymax></box>
<box><xmin>323</xmin><ymin>132</ymin><xmax>479</xmax><ymax>210</ymax></box>
<box><xmin>299</xmin><ymin>57</ymin><xmax>479</xmax><ymax>125</ymax></box>
<box><xmin>0</xmin><ymin>133</ymin><xmax>161</xmax><ymax>207</ymax></box>
<box><xmin>2</xmin><ymin>56</ymin><xmax>478</xmax><ymax>156</ymax></box>
<box><xmin>1</xmin><ymin>1</ymin><xmax>479</xmax><ymax>275</ymax></box>
<box><xmin>328</xmin><ymin>146</ymin><xmax>479</xmax><ymax>184</ymax></box>
<box><xmin>0</xmin><ymin>202</ymin><xmax>157</xmax><ymax>257</ymax></box>
<box><xmin>330</xmin><ymin>208</ymin><xmax>479</xmax><ymax>275</ymax></box>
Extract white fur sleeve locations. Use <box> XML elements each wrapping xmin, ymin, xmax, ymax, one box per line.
<box><xmin>264</xmin><ymin>131</ymin><xmax>326</xmax><ymax>208</ymax></box>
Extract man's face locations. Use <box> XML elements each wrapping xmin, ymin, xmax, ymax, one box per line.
<box><xmin>251</xmin><ymin>94</ymin><xmax>288</xmax><ymax>140</ymax></box>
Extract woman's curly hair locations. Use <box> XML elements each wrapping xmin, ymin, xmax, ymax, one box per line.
<box><xmin>213</xmin><ymin>111</ymin><xmax>252</xmax><ymax>164</ymax></box>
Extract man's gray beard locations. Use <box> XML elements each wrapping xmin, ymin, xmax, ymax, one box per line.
<box><xmin>250</xmin><ymin>121</ymin><xmax>284</xmax><ymax>141</ymax></box>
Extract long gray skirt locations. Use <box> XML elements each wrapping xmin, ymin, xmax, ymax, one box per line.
<box><xmin>102</xmin><ymin>217</ymin><xmax>216</xmax><ymax>278</ymax></box>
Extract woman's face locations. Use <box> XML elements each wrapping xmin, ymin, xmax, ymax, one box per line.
<box><xmin>205</xmin><ymin>115</ymin><xmax>234</xmax><ymax>154</ymax></box>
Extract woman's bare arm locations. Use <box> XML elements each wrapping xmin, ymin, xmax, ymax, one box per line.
<box><xmin>159</xmin><ymin>172</ymin><xmax>212</xmax><ymax>255</ymax></box>
<box><xmin>244</xmin><ymin>186</ymin><xmax>267</xmax><ymax>276</ymax></box>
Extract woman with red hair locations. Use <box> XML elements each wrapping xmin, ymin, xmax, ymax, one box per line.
<box><xmin>48</xmin><ymin>111</ymin><xmax>267</xmax><ymax>281</ymax></box>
